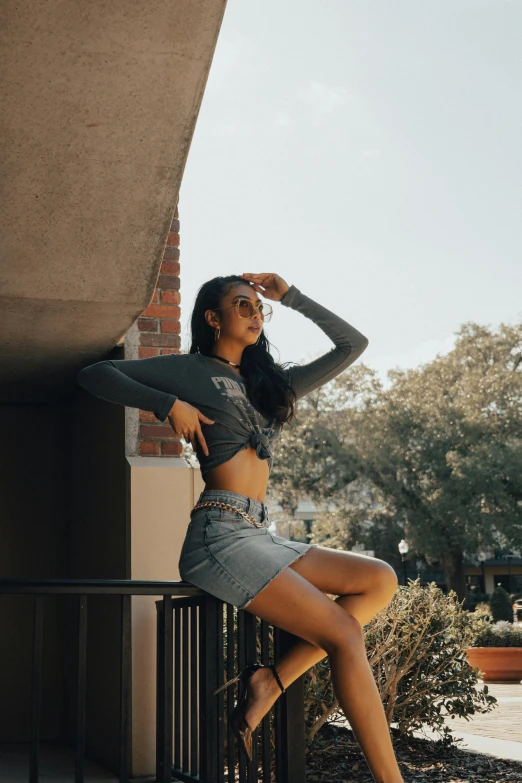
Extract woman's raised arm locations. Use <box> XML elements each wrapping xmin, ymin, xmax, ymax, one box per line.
<box><xmin>76</xmin><ymin>353</ymin><xmax>193</xmax><ymax>422</ymax></box>
<box><xmin>280</xmin><ymin>284</ymin><xmax>369</xmax><ymax>400</ymax></box>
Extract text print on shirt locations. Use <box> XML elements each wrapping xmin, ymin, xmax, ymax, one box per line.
<box><xmin>211</xmin><ymin>375</ymin><xmax>271</xmax><ymax>429</ymax></box>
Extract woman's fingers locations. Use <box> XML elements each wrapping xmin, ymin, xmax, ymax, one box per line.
<box><xmin>249</xmin><ymin>272</ymin><xmax>277</xmax><ymax>284</ymax></box>
<box><xmin>168</xmin><ymin>402</ymin><xmax>214</xmax><ymax>455</ymax></box>
<box><xmin>241</xmin><ymin>272</ymin><xmax>287</xmax><ymax>300</ymax></box>
<box><xmin>194</xmin><ymin>422</ymin><xmax>209</xmax><ymax>456</ymax></box>
<box><xmin>242</xmin><ymin>273</ymin><xmax>270</xmax><ymax>287</ymax></box>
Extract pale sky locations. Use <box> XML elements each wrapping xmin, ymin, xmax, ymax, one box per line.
<box><xmin>178</xmin><ymin>0</ymin><xmax>522</xmax><ymax>387</ymax></box>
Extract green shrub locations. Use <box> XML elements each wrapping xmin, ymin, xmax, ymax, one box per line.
<box><xmin>473</xmin><ymin>602</ymin><xmax>492</xmax><ymax>622</ymax></box>
<box><xmin>304</xmin><ymin>578</ymin><xmax>496</xmax><ymax>745</ymax></box>
<box><xmin>489</xmin><ymin>585</ymin><xmax>514</xmax><ymax>622</ymax></box>
<box><xmin>472</xmin><ymin>620</ymin><xmax>522</xmax><ymax>647</ymax></box>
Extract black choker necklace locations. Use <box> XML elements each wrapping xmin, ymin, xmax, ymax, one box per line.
<box><xmin>210</xmin><ymin>353</ymin><xmax>240</xmax><ymax>368</ymax></box>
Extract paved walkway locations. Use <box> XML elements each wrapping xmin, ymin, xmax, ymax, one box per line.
<box><xmin>413</xmin><ymin>680</ymin><xmax>522</xmax><ymax>761</ymax></box>
<box><xmin>446</xmin><ymin>682</ymin><xmax>522</xmax><ymax>743</ymax></box>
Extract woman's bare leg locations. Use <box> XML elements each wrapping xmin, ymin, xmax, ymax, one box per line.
<box><xmin>243</xmin><ymin>547</ymin><xmax>399</xmax><ymax>727</ymax></box>
<box><xmin>240</xmin><ymin>555</ymin><xmax>404</xmax><ymax>783</ymax></box>
<box><xmin>247</xmin><ymin>546</ymin><xmax>398</xmax><ymax>702</ymax></box>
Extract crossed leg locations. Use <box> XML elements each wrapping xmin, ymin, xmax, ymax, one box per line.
<box><xmin>241</xmin><ymin>546</ymin><xmax>403</xmax><ymax>783</ymax></box>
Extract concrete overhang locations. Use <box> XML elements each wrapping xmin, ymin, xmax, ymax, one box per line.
<box><xmin>0</xmin><ymin>0</ymin><xmax>227</xmax><ymax>404</ymax></box>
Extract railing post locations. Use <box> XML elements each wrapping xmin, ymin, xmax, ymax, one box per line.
<box><xmin>189</xmin><ymin>602</ymin><xmax>199</xmax><ymax>775</ymax></box>
<box><xmin>200</xmin><ymin>593</ymin><xmax>219</xmax><ymax>782</ymax></box>
<box><xmin>119</xmin><ymin>593</ymin><xmax>131</xmax><ymax>783</ymax></box>
<box><xmin>225</xmin><ymin>603</ymin><xmax>236</xmax><ymax>779</ymax></box>
<box><xmin>76</xmin><ymin>594</ymin><xmax>88</xmax><ymax>783</ymax></box>
<box><xmin>156</xmin><ymin>596</ymin><xmax>173</xmax><ymax>782</ymax></box>
<box><xmin>29</xmin><ymin>594</ymin><xmax>43</xmax><ymax>783</ymax></box>
<box><xmin>260</xmin><ymin>618</ymin><xmax>272</xmax><ymax>782</ymax></box>
<box><xmin>237</xmin><ymin>609</ymin><xmax>258</xmax><ymax>778</ymax></box>
<box><xmin>274</xmin><ymin>628</ymin><xmax>306</xmax><ymax>783</ymax></box>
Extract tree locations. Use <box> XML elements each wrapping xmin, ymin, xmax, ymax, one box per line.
<box><xmin>270</xmin><ymin>320</ymin><xmax>522</xmax><ymax>600</ymax></box>
<box><xmin>363</xmin><ymin>321</ymin><xmax>522</xmax><ymax>599</ymax></box>
<box><xmin>489</xmin><ymin>586</ymin><xmax>514</xmax><ymax>623</ymax></box>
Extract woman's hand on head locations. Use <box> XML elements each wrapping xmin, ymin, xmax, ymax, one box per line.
<box><xmin>167</xmin><ymin>400</ymin><xmax>215</xmax><ymax>456</ymax></box>
<box><xmin>239</xmin><ymin>273</ymin><xmax>289</xmax><ymax>302</ymax></box>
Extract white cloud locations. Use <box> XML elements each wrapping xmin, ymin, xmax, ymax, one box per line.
<box><xmin>361</xmin><ymin>148</ymin><xmax>381</xmax><ymax>158</ymax></box>
<box><xmin>273</xmin><ymin>111</ymin><xmax>292</xmax><ymax>128</ymax></box>
<box><xmin>213</xmin><ymin>121</ymin><xmax>241</xmax><ymax>137</ymax></box>
<box><xmin>297</xmin><ymin>80</ymin><xmax>350</xmax><ymax>123</ymax></box>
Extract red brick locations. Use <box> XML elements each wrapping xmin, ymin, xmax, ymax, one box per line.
<box><xmin>156</xmin><ymin>274</ymin><xmax>180</xmax><ymax>291</ymax></box>
<box><xmin>166</xmin><ymin>233</ymin><xmax>180</xmax><ymax>247</ymax></box>
<box><xmin>140</xmin><ymin>441</ymin><xmax>160</xmax><ymax>455</ymax></box>
<box><xmin>139</xmin><ymin>410</ymin><xmax>157</xmax><ymax>422</ymax></box>
<box><xmin>161</xmin><ymin>441</ymin><xmax>183</xmax><ymax>456</ymax></box>
<box><xmin>140</xmin><ymin>425</ymin><xmax>177</xmax><ymax>439</ymax></box>
<box><xmin>140</xmin><ymin>333</ymin><xmax>180</xmax><ymax>348</ymax></box>
<box><xmin>160</xmin><ymin>319</ymin><xmax>181</xmax><ymax>334</ymax></box>
<box><xmin>138</xmin><ymin>347</ymin><xmax>159</xmax><ymax>358</ymax></box>
<box><xmin>163</xmin><ymin>246</ymin><xmax>180</xmax><ymax>261</ymax></box>
<box><xmin>162</xmin><ymin>336</ymin><xmax>180</xmax><ymax>349</ymax></box>
<box><xmin>170</xmin><ymin>218</ymin><xmax>180</xmax><ymax>233</ymax></box>
<box><xmin>160</xmin><ymin>348</ymin><xmax>180</xmax><ymax>355</ymax></box>
<box><xmin>160</xmin><ymin>304</ymin><xmax>180</xmax><ymax>319</ymax></box>
<box><xmin>160</xmin><ymin>290</ymin><xmax>180</xmax><ymax>304</ymax></box>
<box><xmin>161</xmin><ymin>261</ymin><xmax>180</xmax><ymax>275</ymax></box>
<box><xmin>141</xmin><ymin>303</ymin><xmax>178</xmax><ymax>318</ymax></box>
<box><xmin>152</xmin><ymin>290</ymin><xmax>159</xmax><ymax>303</ymax></box>
<box><xmin>137</xmin><ymin>318</ymin><xmax>158</xmax><ymax>332</ymax></box>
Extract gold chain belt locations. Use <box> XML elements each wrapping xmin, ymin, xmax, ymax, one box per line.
<box><xmin>190</xmin><ymin>500</ymin><xmax>266</xmax><ymax>529</ymax></box>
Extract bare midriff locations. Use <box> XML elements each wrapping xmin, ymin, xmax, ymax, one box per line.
<box><xmin>202</xmin><ymin>364</ymin><xmax>270</xmax><ymax>502</ymax></box>
<box><xmin>203</xmin><ymin>445</ymin><xmax>270</xmax><ymax>502</ymax></box>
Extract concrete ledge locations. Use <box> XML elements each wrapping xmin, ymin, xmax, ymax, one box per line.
<box><xmin>127</xmin><ymin>456</ymin><xmax>194</xmax><ymax>469</ymax></box>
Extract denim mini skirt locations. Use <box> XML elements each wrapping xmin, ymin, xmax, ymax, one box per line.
<box><xmin>178</xmin><ymin>488</ymin><xmax>317</xmax><ymax>610</ymax></box>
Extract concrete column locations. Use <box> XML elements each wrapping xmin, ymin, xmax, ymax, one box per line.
<box><xmin>127</xmin><ymin>456</ymin><xmax>204</xmax><ymax>775</ymax></box>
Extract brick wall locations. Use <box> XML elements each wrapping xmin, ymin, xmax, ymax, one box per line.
<box><xmin>124</xmin><ymin>205</ymin><xmax>183</xmax><ymax>457</ymax></box>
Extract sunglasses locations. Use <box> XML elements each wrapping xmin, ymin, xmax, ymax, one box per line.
<box><xmin>213</xmin><ymin>298</ymin><xmax>273</xmax><ymax>322</ymax></box>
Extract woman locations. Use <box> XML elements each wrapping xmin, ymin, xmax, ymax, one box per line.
<box><xmin>77</xmin><ymin>272</ymin><xmax>404</xmax><ymax>783</ymax></box>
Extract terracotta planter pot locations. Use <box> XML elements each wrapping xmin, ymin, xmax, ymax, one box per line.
<box><xmin>465</xmin><ymin>647</ymin><xmax>522</xmax><ymax>683</ymax></box>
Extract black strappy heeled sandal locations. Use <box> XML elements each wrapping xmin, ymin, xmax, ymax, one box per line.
<box><xmin>213</xmin><ymin>662</ymin><xmax>286</xmax><ymax>761</ymax></box>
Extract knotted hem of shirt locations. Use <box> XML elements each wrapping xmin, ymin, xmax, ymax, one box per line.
<box><xmin>249</xmin><ymin>432</ymin><xmax>272</xmax><ymax>460</ymax></box>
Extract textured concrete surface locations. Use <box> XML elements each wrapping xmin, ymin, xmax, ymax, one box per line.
<box><xmin>0</xmin><ymin>0</ymin><xmax>227</xmax><ymax>404</ymax></box>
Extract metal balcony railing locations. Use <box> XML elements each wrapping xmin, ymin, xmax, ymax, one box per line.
<box><xmin>0</xmin><ymin>579</ymin><xmax>306</xmax><ymax>783</ymax></box>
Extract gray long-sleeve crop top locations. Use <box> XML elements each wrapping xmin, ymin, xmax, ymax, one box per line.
<box><xmin>76</xmin><ymin>284</ymin><xmax>369</xmax><ymax>478</ymax></box>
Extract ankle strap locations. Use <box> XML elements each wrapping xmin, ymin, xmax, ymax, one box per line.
<box><xmin>270</xmin><ymin>664</ymin><xmax>285</xmax><ymax>693</ymax></box>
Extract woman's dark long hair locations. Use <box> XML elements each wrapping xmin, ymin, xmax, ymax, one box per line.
<box><xmin>188</xmin><ymin>275</ymin><xmax>297</xmax><ymax>424</ymax></box>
